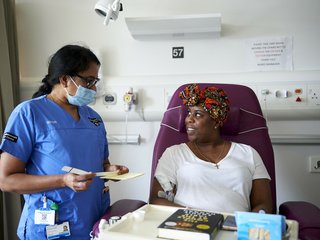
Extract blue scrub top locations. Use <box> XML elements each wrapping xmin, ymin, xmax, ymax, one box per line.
<box><xmin>0</xmin><ymin>96</ymin><xmax>110</xmax><ymax>239</ymax></box>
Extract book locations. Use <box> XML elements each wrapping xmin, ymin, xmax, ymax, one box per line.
<box><xmin>157</xmin><ymin>208</ymin><xmax>224</xmax><ymax>240</ymax></box>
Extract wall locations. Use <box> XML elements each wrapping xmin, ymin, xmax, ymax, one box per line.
<box><xmin>16</xmin><ymin>0</ymin><xmax>320</xmax><ymax>212</ymax></box>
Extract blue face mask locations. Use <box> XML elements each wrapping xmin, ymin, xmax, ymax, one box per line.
<box><xmin>65</xmin><ymin>77</ymin><xmax>96</xmax><ymax>106</ymax></box>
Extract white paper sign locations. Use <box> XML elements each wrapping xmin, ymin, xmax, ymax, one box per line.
<box><xmin>246</xmin><ymin>36</ymin><xmax>293</xmax><ymax>71</ymax></box>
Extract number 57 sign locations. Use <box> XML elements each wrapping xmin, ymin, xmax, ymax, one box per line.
<box><xmin>172</xmin><ymin>47</ymin><xmax>184</xmax><ymax>58</ymax></box>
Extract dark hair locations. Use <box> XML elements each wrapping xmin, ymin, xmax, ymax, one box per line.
<box><xmin>32</xmin><ymin>45</ymin><xmax>100</xmax><ymax>98</ymax></box>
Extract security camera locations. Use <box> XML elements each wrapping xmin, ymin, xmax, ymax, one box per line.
<box><xmin>94</xmin><ymin>0</ymin><xmax>123</xmax><ymax>26</ymax></box>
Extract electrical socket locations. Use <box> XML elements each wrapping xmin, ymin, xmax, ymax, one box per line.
<box><xmin>103</xmin><ymin>92</ymin><xmax>117</xmax><ymax>105</ymax></box>
<box><xmin>307</xmin><ymin>85</ymin><xmax>320</xmax><ymax>106</ymax></box>
<box><xmin>309</xmin><ymin>156</ymin><xmax>320</xmax><ymax>173</ymax></box>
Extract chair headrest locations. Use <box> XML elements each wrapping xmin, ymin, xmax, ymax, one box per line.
<box><xmin>162</xmin><ymin>105</ymin><xmax>241</xmax><ymax>135</ymax></box>
<box><xmin>221</xmin><ymin>107</ymin><xmax>241</xmax><ymax>135</ymax></box>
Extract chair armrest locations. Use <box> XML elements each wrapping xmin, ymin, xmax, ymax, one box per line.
<box><xmin>92</xmin><ymin>199</ymin><xmax>147</xmax><ymax>237</ymax></box>
<box><xmin>279</xmin><ymin>201</ymin><xmax>320</xmax><ymax>240</ymax></box>
<box><xmin>279</xmin><ymin>201</ymin><xmax>320</xmax><ymax>229</ymax></box>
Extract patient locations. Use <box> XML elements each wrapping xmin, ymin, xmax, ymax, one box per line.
<box><xmin>149</xmin><ymin>84</ymin><xmax>273</xmax><ymax>213</ymax></box>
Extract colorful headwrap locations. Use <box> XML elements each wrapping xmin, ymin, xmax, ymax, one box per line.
<box><xmin>179</xmin><ymin>84</ymin><xmax>230</xmax><ymax>126</ymax></box>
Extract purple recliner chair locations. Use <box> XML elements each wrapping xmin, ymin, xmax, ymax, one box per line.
<box><xmin>92</xmin><ymin>83</ymin><xmax>276</xmax><ymax>237</ymax></box>
<box><xmin>150</xmin><ymin>83</ymin><xmax>277</xmax><ymax>212</ymax></box>
<box><xmin>92</xmin><ymin>83</ymin><xmax>319</xmax><ymax>239</ymax></box>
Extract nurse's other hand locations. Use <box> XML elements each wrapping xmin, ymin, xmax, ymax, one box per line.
<box><xmin>105</xmin><ymin>164</ymin><xmax>129</xmax><ymax>175</ymax></box>
<box><xmin>63</xmin><ymin>173</ymin><xmax>95</xmax><ymax>192</ymax></box>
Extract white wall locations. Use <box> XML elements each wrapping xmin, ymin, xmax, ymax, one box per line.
<box><xmin>16</xmin><ymin>0</ymin><xmax>320</xmax><ymax>76</ymax></box>
<box><xmin>16</xmin><ymin>0</ymin><xmax>320</xmax><ymax>210</ymax></box>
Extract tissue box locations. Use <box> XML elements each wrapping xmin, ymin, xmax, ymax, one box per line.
<box><xmin>235</xmin><ymin>212</ymin><xmax>286</xmax><ymax>240</ymax></box>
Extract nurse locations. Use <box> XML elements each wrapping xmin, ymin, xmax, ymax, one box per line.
<box><xmin>0</xmin><ymin>44</ymin><xmax>128</xmax><ymax>239</ymax></box>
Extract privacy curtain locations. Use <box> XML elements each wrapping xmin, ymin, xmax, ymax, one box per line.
<box><xmin>0</xmin><ymin>0</ymin><xmax>22</xmax><ymax>239</ymax></box>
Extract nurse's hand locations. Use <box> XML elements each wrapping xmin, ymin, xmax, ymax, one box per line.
<box><xmin>105</xmin><ymin>164</ymin><xmax>129</xmax><ymax>175</ymax></box>
<box><xmin>63</xmin><ymin>173</ymin><xmax>95</xmax><ymax>192</ymax></box>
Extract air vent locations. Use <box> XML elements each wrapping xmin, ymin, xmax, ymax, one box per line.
<box><xmin>125</xmin><ymin>13</ymin><xmax>221</xmax><ymax>41</ymax></box>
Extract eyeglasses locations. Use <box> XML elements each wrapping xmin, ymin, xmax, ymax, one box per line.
<box><xmin>74</xmin><ymin>73</ymin><xmax>100</xmax><ymax>89</ymax></box>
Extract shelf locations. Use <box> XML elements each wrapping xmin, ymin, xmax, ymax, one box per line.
<box><xmin>270</xmin><ymin>134</ymin><xmax>320</xmax><ymax>144</ymax></box>
<box><xmin>107</xmin><ymin>134</ymin><xmax>141</xmax><ymax>144</ymax></box>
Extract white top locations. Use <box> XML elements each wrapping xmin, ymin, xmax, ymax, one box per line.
<box><xmin>155</xmin><ymin>142</ymin><xmax>271</xmax><ymax>213</ymax></box>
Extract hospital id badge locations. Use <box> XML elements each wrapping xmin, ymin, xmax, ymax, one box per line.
<box><xmin>35</xmin><ymin>209</ymin><xmax>55</xmax><ymax>225</ymax></box>
<box><xmin>46</xmin><ymin>221</ymin><xmax>71</xmax><ymax>239</ymax></box>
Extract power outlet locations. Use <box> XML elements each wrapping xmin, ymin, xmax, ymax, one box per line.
<box><xmin>307</xmin><ymin>85</ymin><xmax>320</xmax><ymax>106</ymax></box>
<box><xmin>309</xmin><ymin>156</ymin><xmax>320</xmax><ymax>173</ymax></box>
<box><xmin>103</xmin><ymin>92</ymin><xmax>117</xmax><ymax>105</ymax></box>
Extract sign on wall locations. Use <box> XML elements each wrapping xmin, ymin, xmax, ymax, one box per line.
<box><xmin>246</xmin><ymin>36</ymin><xmax>293</xmax><ymax>71</ymax></box>
<box><xmin>172</xmin><ymin>47</ymin><xmax>184</xmax><ymax>59</ymax></box>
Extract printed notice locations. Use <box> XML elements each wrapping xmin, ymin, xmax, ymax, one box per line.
<box><xmin>246</xmin><ymin>36</ymin><xmax>293</xmax><ymax>71</ymax></box>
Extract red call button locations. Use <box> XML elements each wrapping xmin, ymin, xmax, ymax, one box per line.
<box><xmin>296</xmin><ymin>97</ymin><xmax>302</xmax><ymax>102</ymax></box>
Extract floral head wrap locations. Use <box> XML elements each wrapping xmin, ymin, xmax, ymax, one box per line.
<box><xmin>179</xmin><ymin>84</ymin><xmax>230</xmax><ymax>126</ymax></box>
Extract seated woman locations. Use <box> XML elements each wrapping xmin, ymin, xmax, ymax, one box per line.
<box><xmin>149</xmin><ymin>84</ymin><xmax>273</xmax><ymax>214</ymax></box>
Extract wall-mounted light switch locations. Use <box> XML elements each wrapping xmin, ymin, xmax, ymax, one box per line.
<box><xmin>309</xmin><ymin>156</ymin><xmax>320</xmax><ymax>173</ymax></box>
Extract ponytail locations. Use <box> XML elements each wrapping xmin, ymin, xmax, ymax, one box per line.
<box><xmin>32</xmin><ymin>75</ymin><xmax>54</xmax><ymax>98</ymax></box>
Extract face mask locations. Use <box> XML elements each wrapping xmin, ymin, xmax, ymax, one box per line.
<box><xmin>65</xmin><ymin>77</ymin><xmax>96</xmax><ymax>106</ymax></box>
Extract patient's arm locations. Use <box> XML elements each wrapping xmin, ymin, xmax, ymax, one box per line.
<box><xmin>149</xmin><ymin>178</ymin><xmax>182</xmax><ymax>207</ymax></box>
<box><xmin>250</xmin><ymin>179</ymin><xmax>273</xmax><ymax>213</ymax></box>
